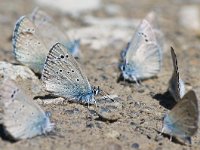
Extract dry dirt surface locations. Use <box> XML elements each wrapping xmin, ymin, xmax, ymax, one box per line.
<box><xmin>0</xmin><ymin>0</ymin><xmax>200</xmax><ymax>150</ymax></box>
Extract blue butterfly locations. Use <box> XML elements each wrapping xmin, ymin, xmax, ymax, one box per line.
<box><xmin>42</xmin><ymin>43</ymin><xmax>100</xmax><ymax>105</ymax></box>
<box><xmin>162</xmin><ymin>90</ymin><xmax>199</xmax><ymax>144</ymax></box>
<box><xmin>12</xmin><ymin>8</ymin><xmax>80</xmax><ymax>74</ymax></box>
<box><xmin>0</xmin><ymin>79</ymin><xmax>54</xmax><ymax>140</ymax></box>
<box><xmin>168</xmin><ymin>47</ymin><xmax>185</xmax><ymax>101</ymax></box>
<box><xmin>120</xmin><ymin>19</ymin><xmax>162</xmax><ymax>83</ymax></box>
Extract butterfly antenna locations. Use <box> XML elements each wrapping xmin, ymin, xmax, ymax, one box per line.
<box><xmin>31</xmin><ymin>7</ymin><xmax>40</xmax><ymax>20</ymax></box>
<box><xmin>98</xmin><ymin>87</ymin><xmax>115</xmax><ymax>102</ymax></box>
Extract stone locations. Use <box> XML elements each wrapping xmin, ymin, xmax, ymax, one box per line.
<box><xmin>131</xmin><ymin>143</ymin><xmax>139</xmax><ymax>149</ymax></box>
<box><xmin>0</xmin><ymin>61</ymin><xmax>42</xmax><ymax>96</ymax></box>
<box><xmin>35</xmin><ymin>0</ymin><xmax>102</xmax><ymax>14</ymax></box>
<box><xmin>179</xmin><ymin>5</ymin><xmax>200</xmax><ymax>33</ymax></box>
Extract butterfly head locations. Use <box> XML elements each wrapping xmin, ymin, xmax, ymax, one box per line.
<box><xmin>77</xmin><ymin>86</ymin><xmax>99</xmax><ymax>105</ymax></box>
<box><xmin>120</xmin><ymin>62</ymin><xmax>139</xmax><ymax>83</ymax></box>
<box><xmin>92</xmin><ymin>86</ymin><xmax>100</xmax><ymax>96</ymax></box>
<box><xmin>162</xmin><ymin>113</ymin><xmax>192</xmax><ymax>143</ymax></box>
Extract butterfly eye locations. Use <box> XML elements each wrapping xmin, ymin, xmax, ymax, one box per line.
<box><xmin>121</xmin><ymin>65</ymin><xmax>125</xmax><ymax>70</ymax></box>
<box><xmin>45</xmin><ymin>111</ymin><xmax>52</xmax><ymax>117</ymax></box>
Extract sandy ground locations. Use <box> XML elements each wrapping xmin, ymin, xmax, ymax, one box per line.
<box><xmin>0</xmin><ymin>0</ymin><xmax>200</xmax><ymax>149</ymax></box>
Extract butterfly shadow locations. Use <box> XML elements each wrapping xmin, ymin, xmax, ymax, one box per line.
<box><xmin>117</xmin><ymin>73</ymin><xmax>138</xmax><ymax>85</ymax></box>
<box><xmin>160</xmin><ymin>132</ymin><xmax>191</xmax><ymax>145</ymax></box>
<box><xmin>153</xmin><ymin>91</ymin><xmax>177</xmax><ymax>110</ymax></box>
<box><xmin>0</xmin><ymin>125</ymin><xmax>17</xmax><ymax>143</ymax></box>
<box><xmin>33</xmin><ymin>94</ymin><xmax>59</xmax><ymax>100</ymax></box>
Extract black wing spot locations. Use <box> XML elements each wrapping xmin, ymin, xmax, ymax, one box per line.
<box><xmin>11</xmin><ymin>90</ymin><xmax>17</xmax><ymax>98</ymax></box>
<box><xmin>145</xmin><ymin>39</ymin><xmax>148</xmax><ymax>42</ymax></box>
<box><xmin>66</xmin><ymin>54</ymin><xmax>69</xmax><ymax>58</ymax></box>
<box><xmin>59</xmin><ymin>69</ymin><xmax>63</xmax><ymax>72</ymax></box>
<box><xmin>60</xmin><ymin>55</ymin><xmax>64</xmax><ymax>59</ymax></box>
<box><xmin>72</xmin><ymin>70</ymin><xmax>74</xmax><ymax>72</ymax></box>
<box><xmin>76</xmin><ymin>79</ymin><xmax>79</xmax><ymax>82</ymax></box>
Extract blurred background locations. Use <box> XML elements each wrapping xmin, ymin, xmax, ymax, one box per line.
<box><xmin>1</xmin><ymin>0</ymin><xmax>200</xmax><ymax>150</ymax></box>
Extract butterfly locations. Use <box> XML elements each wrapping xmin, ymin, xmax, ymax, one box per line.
<box><xmin>168</xmin><ymin>47</ymin><xmax>185</xmax><ymax>101</ymax></box>
<box><xmin>162</xmin><ymin>90</ymin><xmax>199</xmax><ymax>144</ymax></box>
<box><xmin>0</xmin><ymin>79</ymin><xmax>54</xmax><ymax>140</ymax></box>
<box><xmin>12</xmin><ymin>9</ymin><xmax>80</xmax><ymax>74</ymax></box>
<box><xmin>12</xmin><ymin>16</ymin><xmax>49</xmax><ymax>73</ymax></box>
<box><xmin>145</xmin><ymin>11</ymin><xmax>164</xmax><ymax>51</ymax></box>
<box><xmin>120</xmin><ymin>19</ymin><xmax>162</xmax><ymax>83</ymax></box>
<box><xmin>42</xmin><ymin>43</ymin><xmax>99</xmax><ymax>104</ymax></box>
<box><xmin>29</xmin><ymin>8</ymin><xmax>80</xmax><ymax>57</ymax></box>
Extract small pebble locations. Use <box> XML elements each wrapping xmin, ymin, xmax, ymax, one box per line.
<box><xmin>64</xmin><ymin>108</ymin><xmax>79</xmax><ymax>115</ymax></box>
<box><xmin>137</xmin><ymin>88</ymin><xmax>145</xmax><ymax>93</ymax></box>
<box><xmin>105</xmin><ymin>130</ymin><xmax>120</xmax><ymax>138</ymax></box>
<box><xmin>155</xmin><ymin>134</ymin><xmax>164</xmax><ymax>142</ymax></box>
<box><xmin>127</xmin><ymin>95</ymin><xmax>133</xmax><ymax>101</ymax></box>
<box><xmin>131</xmin><ymin>143</ymin><xmax>139</xmax><ymax>149</ymax></box>
<box><xmin>86</xmin><ymin>121</ymin><xmax>95</xmax><ymax>128</ymax></box>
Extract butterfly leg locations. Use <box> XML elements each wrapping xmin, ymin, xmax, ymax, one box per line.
<box><xmin>87</xmin><ymin>100</ymin><xmax>90</xmax><ymax>108</ymax></box>
<box><xmin>159</xmin><ymin>127</ymin><xmax>164</xmax><ymax>135</ymax></box>
<box><xmin>132</xmin><ymin>76</ymin><xmax>139</xmax><ymax>86</ymax></box>
<box><xmin>170</xmin><ymin>136</ymin><xmax>173</xmax><ymax>141</ymax></box>
<box><xmin>94</xmin><ymin>100</ymin><xmax>97</xmax><ymax>108</ymax></box>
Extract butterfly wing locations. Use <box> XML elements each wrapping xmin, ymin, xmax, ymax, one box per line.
<box><xmin>145</xmin><ymin>11</ymin><xmax>164</xmax><ymax>53</ymax></box>
<box><xmin>168</xmin><ymin>47</ymin><xmax>185</xmax><ymax>101</ymax></box>
<box><xmin>29</xmin><ymin>8</ymin><xmax>70</xmax><ymax>50</ymax></box>
<box><xmin>12</xmin><ymin>16</ymin><xmax>48</xmax><ymax>73</ymax></box>
<box><xmin>124</xmin><ymin>19</ymin><xmax>162</xmax><ymax>79</ymax></box>
<box><xmin>165</xmin><ymin>90</ymin><xmax>199</xmax><ymax>137</ymax></box>
<box><xmin>0</xmin><ymin>80</ymin><xmax>53</xmax><ymax>140</ymax></box>
<box><xmin>168</xmin><ymin>47</ymin><xmax>181</xmax><ymax>101</ymax></box>
<box><xmin>42</xmin><ymin>43</ymin><xmax>92</xmax><ymax>102</ymax></box>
